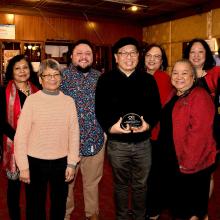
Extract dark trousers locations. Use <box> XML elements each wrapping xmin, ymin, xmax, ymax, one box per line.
<box><xmin>146</xmin><ymin>140</ymin><xmax>162</xmax><ymax>217</ymax></box>
<box><xmin>26</xmin><ymin>156</ymin><xmax>68</xmax><ymax>220</ymax></box>
<box><xmin>107</xmin><ymin>139</ymin><xmax>152</xmax><ymax>220</ymax></box>
<box><xmin>7</xmin><ymin>179</ymin><xmax>21</xmax><ymax>220</ymax></box>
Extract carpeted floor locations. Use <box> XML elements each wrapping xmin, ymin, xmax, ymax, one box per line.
<box><xmin>0</xmin><ymin>155</ymin><xmax>220</xmax><ymax>220</ymax></box>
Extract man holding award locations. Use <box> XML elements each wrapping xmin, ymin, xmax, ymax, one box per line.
<box><xmin>95</xmin><ymin>37</ymin><xmax>161</xmax><ymax>220</ymax></box>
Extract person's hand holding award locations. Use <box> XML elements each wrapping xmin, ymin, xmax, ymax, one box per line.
<box><xmin>120</xmin><ymin>113</ymin><xmax>142</xmax><ymax>130</ymax></box>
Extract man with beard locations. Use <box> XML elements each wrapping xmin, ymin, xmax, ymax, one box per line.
<box><xmin>60</xmin><ymin>39</ymin><xmax>105</xmax><ymax>220</ymax></box>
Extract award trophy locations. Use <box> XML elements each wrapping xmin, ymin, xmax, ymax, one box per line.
<box><xmin>120</xmin><ymin>113</ymin><xmax>142</xmax><ymax>129</ymax></box>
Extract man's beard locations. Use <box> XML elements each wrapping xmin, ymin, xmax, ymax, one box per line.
<box><xmin>76</xmin><ymin>64</ymin><xmax>92</xmax><ymax>73</ymax></box>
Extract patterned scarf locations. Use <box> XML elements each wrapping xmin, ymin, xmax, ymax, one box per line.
<box><xmin>3</xmin><ymin>80</ymin><xmax>38</xmax><ymax>180</ymax></box>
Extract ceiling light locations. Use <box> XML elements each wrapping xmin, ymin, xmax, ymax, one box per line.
<box><xmin>130</xmin><ymin>5</ymin><xmax>139</xmax><ymax>12</ymax></box>
<box><xmin>6</xmin><ymin>14</ymin><xmax>14</xmax><ymax>24</ymax></box>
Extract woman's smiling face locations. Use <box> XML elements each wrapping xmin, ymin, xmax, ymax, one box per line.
<box><xmin>171</xmin><ymin>61</ymin><xmax>195</xmax><ymax>96</ymax></box>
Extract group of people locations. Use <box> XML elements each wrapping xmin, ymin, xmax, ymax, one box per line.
<box><xmin>0</xmin><ymin>36</ymin><xmax>219</xmax><ymax>220</ymax></box>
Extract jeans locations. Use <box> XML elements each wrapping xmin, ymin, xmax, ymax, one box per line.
<box><xmin>26</xmin><ymin>156</ymin><xmax>68</xmax><ymax>220</ymax></box>
<box><xmin>107</xmin><ymin>139</ymin><xmax>152</xmax><ymax>220</ymax></box>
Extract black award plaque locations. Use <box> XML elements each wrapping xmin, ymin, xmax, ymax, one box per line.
<box><xmin>120</xmin><ymin>113</ymin><xmax>142</xmax><ymax>129</ymax></box>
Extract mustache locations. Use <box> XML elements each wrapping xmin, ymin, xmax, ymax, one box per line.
<box><xmin>76</xmin><ymin>65</ymin><xmax>92</xmax><ymax>73</ymax></box>
<box><xmin>79</xmin><ymin>59</ymin><xmax>89</xmax><ymax>62</ymax></box>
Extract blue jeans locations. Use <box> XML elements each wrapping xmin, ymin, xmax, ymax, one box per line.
<box><xmin>26</xmin><ymin>156</ymin><xmax>68</xmax><ymax>220</ymax></box>
<box><xmin>107</xmin><ymin>139</ymin><xmax>152</xmax><ymax>220</ymax></box>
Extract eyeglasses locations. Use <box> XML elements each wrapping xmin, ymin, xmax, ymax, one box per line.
<box><xmin>117</xmin><ymin>51</ymin><xmax>138</xmax><ymax>58</ymax></box>
<box><xmin>41</xmin><ymin>73</ymin><xmax>61</xmax><ymax>80</ymax></box>
<box><xmin>145</xmin><ymin>54</ymin><xmax>162</xmax><ymax>61</ymax></box>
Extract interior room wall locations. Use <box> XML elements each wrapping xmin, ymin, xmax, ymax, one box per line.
<box><xmin>143</xmin><ymin>8</ymin><xmax>220</xmax><ymax>73</ymax></box>
<box><xmin>0</xmin><ymin>13</ymin><xmax>142</xmax><ymax>45</ymax></box>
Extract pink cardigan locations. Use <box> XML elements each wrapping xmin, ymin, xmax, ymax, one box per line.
<box><xmin>172</xmin><ymin>87</ymin><xmax>216</xmax><ymax>174</ymax></box>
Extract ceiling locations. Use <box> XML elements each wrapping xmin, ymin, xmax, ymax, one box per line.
<box><xmin>1</xmin><ymin>0</ymin><xmax>220</xmax><ymax>26</ymax></box>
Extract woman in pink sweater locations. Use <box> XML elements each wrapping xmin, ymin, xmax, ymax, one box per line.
<box><xmin>14</xmin><ymin>59</ymin><xmax>80</xmax><ymax>220</ymax></box>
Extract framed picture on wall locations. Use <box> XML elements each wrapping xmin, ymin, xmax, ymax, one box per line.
<box><xmin>3</xmin><ymin>49</ymin><xmax>20</xmax><ymax>71</ymax></box>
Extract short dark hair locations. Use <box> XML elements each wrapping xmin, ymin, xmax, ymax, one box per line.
<box><xmin>183</xmin><ymin>38</ymin><xmax>216</xmax><ymax>70</ymax></box>
<box><xmin>113</xmin><ymin>37</ymin><xmax>139</xmax><ymax>54</ymax></box>
<box><xmin>144</xmin><ymin>44</ymin><xmax>168</xmax><ymax>71</ymax></box>
<box><xmin>71</xmin><ymin>39</ymin><xmax>94</xmax><ymax>53</ymax></box>
<box><xmin>5</xmin><ymin>54</ymin><xmax>39</xmax><ymax>87</ymax></box>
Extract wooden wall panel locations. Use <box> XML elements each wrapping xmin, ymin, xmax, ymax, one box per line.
<box><xmin>97</xmin><ymin>21</ymin><xmax>142</xmax><ymax>44</ymax></box>
<box><xmin>212</xmin><ymin>8</ymin><xmax>220</xmax><ymax>37</ymax></box>
<box><xmin>171</xmin><ymin>13</ymin><xmax>207</xmax><ymax>42</ymax></box>
<box><xmin>142</xmin><ymin>10</ymin><xmax>220</xmax><ymax>72</ymax></box>
<box><xmin>0</xmin><ymin>14</ymin><xmax>11</xmax><ymax>24</ymax></box>
<box><xmin>15</xmin><ymin>15</ymin><xmax>45</xmax><ymax>41</ymax></box>
<box><xmin>171</xmin><ymin>42</ymin><xmax>183</xmax><ymax>66</ymax></box>
<box><xmin>143</xmin><ymin>21</ymin><xmax>170</xmax><ymax>44</ymax></box>
<box><xmin>161</xmin><ymin>43</ymin><xmax>171</xmax><ymax>66</ymax></box>
<box><xmin>0</xmin><ymin>13</ymin><xmax>142</xmax><ymax>45</ymax></box>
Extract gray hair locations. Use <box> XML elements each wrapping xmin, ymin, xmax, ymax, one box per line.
<box><xmin>38</xmin><ymin>59</ymin><xmax>60</xmax><ymax>77</ymax></box>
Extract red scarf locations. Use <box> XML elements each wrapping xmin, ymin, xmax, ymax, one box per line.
<box><xmin>3</xmin><ymin>80</ymin><xmax>38</xmax><ymax>180</ymax></box>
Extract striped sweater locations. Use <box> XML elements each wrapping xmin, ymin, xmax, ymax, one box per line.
<box><xmin>14</xmin><ymin>90</ymin><xmax>80</xmax><ymax>171</ymax></box>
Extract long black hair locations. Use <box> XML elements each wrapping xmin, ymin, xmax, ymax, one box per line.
<box><xmin>5</xmin><ymin>54</ymin><xmax>40</xmax><ymax>88</ymax></box>
<box><xmin>183</xmin><ymin>38</ymin><xmax>216</xmax><ymax>70</ymax></box>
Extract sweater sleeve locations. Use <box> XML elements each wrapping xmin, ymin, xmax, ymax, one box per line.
<box><xmin>14</xmin><ymin>97</ymin><xmax>33</xmax><ymax>171</ymax></box>
<box><xmin>67</xmin><ymin>98</ymin><xmax>80</xmax><ymax>165</ymax></box>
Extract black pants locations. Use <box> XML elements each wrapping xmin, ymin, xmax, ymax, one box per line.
<box><xmin>146</xmin><ymin>140</ymin><xmax>162</xmax><ymax>217</ymax></box>
<box><xmin>7</xmin><ymin>179</ymin><xmax>21</xmax><ymax>220</ymax></box>
<box><xmin>26</xmin><ymin>156</ymin><xmax>68</xmax><ymax>220</ymax></box>
<box><xmin>107</xmin><ymin>139</ymin><xmax>152</xmax><ymax>220</ymax></box>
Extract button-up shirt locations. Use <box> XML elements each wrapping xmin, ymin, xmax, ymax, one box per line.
<box><xmin>60</xmin><ymin>64</ymin><xmax>104</xmax><ymax>156</ymax></box>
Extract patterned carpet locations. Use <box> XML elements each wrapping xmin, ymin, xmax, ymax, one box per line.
<box><xmin>0</xmin><ymin>156</ymin><xmax>220</xmax><ymax>220</ymax></box>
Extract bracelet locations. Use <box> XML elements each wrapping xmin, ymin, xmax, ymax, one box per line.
<box><xmin>67</xmin><ymin>162</ymin><xmax>78</xmax><ymax>169</ymax></box>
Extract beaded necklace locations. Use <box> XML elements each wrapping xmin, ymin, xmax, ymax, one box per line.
<box><xmin>17</xmin><ymin>84</ymin><xmax>31</xmax><ymax>96</ymax></box>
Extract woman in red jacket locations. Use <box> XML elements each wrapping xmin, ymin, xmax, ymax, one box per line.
<box><xmin>159</xmin><ymin>59</ymin><xmax>216</xmax><ymax>220</ymax></box>
<box><xmin>183</xmin><ymin>39</ymin><xmax>220</xmax><ymax>218</ymax></box>
<box><xmin>144</xmin><ymin>44</ymin><xmax>173</xmax><ymax>220</ymax></box>
<box><xmin>183</xmin><ymin>39</ymin><xmax>220</xmax><ymax>144</ymax></box>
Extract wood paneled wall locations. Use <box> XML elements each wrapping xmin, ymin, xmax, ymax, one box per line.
<box><xmin>143</xmin><ymin>8</ymin><xmax>220</xmax><ymax>72</ymax></box>
<box><xmin>0</xmin><ymin>13</ymin><xmax>142</xmax><ymax>45</ymax></box>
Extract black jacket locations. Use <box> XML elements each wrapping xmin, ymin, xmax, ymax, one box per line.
<box><xmin>95</xmin><ymin>68</ymin><xmax>161</xmax><ymax>143</ymax></box>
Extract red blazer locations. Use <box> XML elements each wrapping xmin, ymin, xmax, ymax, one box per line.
<box><xmin>172</xmin><ymin>87</ymin><xmax>216</xmax><ymax>174</ymax></box>
<box><xmin>151</xmin><ymin>70</ymin><xmax>173</xmax><ymax>140</ymax></box>
<box><xmin>205</xmin><ymin>66</ymin><xmax>220</xmax><ymax>98</ymax></box>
